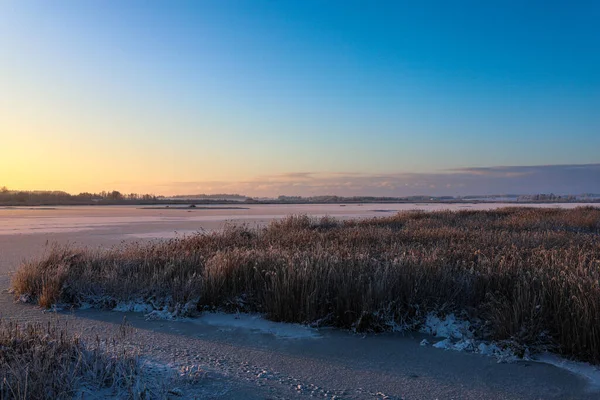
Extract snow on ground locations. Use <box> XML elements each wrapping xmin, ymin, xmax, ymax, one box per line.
<box><xmin>111</xmin><ymin>299</ymin><xmax>199</xmax><ymax>320</ymax></box>
<box><xmin>419</xmin><ymin>313</ymin><xmax>519</xmax><ymax>362</ymax></box>
<box><xmin>83</xmin><ymin>298</ymin><xmax>600</xmax><ymax>390</ymax></box>
<box><xmin>195</xmin><ymin>312</ymin><xmax>321</xmax><ymax>339</ymax></box>
<box><xmin>535</xmin><ymin>353</ymin><xmax>600</xmax><ymax>390</ymax></box>
<box><xmin>421</xmin><ymin>313</ymin><xmax>472</xmax><ymax>340</ymax></box>
<box><xmin>110</xmin><ymin>301</ymin><xmax>321</xmax><ymax>339</ymax></box>
<box><xmin>113</xmin><ymin>301</ymin><xmax>154</xmax><ymax>313</ymax></box>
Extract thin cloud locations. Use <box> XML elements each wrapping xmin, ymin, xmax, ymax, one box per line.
<box><xmin>157</xmin><ymin>164</ymin><xmax>600</xmax><ymax>197</ymax></box>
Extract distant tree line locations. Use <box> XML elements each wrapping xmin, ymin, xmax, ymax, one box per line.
<box><xmin>169</xmin><ymin>193</ymin><xmax>248</xmax><ymax>201</ymax></box>
<box><xmin>516</xmin><ymin>193</ymin><xmax>578</xmax><ymax>202</ymax></box>
<box><xmin>1</xmin><ymin>186</ymin><xmax>597</xmax><ymax>206</ymax></box>
<box><xmin>270</xmin><ymin>194</ymin><xmax>599</xmax><ymax>204</ymax></box>
<box><xmin>0</xmin><ymin>187</ymin><xmax>159</xmax><ymax>206</ymax></box>
<box><xmin>275</xmin><ymin>195</ymin><xmax>459</xmax><ymax>203</ymax></box>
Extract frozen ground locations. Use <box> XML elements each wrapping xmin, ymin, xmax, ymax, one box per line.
<box><xmin>194</xmin><ymin>312</ymin><xmax>322</xmax><ymax>339</ymax></box>
<box><xmin>1</xmin><ymin>202</ymin><xmax>598</xmax><ymax>236</ymax></box>
<box><xmin>1</xmin><ymin>204</ymin><xmax>600</xmax><ymax>399</ymax></box>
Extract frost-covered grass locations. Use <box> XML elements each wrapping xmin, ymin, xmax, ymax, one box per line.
<box><xmin>0</xmin><ymin>319</ymin><xmax>146</xmax><ymax>400</ymax></box>
<box><xmin>11</xmin><ymin>207</ymin><xmax>600</xmax><ymax>363</ymax></box>
<box><xmin>0</xmin><ymin>318</ymin><xmax>203</xmax><ymax>399</ymax></box>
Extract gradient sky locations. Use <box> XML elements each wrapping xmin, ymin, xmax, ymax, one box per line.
<box><xmin>1</xmin><ymin>1</ymin><xmax>599</xmax><ymax>196</ymax></box>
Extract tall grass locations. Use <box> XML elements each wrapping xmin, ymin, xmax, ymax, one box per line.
<box><xmin>12</xmin><ymin>207</ymin><xmax>600</xmax><ymax>362</ymax></box>
<box><xmin>0</xmin><ymin>320</ymin><xmax>142</xmax><ymax>400</ymax></box>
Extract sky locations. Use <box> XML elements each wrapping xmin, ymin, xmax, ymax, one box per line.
<box><xmin>1</xmin><ymin>1</ymin><xmax>599</xmax><ymax>196</ymax></box>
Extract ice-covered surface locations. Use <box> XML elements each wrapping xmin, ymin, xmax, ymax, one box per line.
<box><xmin>111</xmin><ymin>303</ymin><xmax>319</xmax><ymax>339</ymax></box>
<box><xmin>109</xmin><ymin>301</ymin><xmax>600</xmax><ymax>387</ymax></box>
<box><xmin>1</xmin><ymin>203</ymin><xmax>598</xmax><ymax>235</ymax></box>
<box><xmin>125</xmin><ymin>230</ymin><xmax>200</xmax><ymax>239</ymax></box>
<box><xmin>535</xmin><ymin>353</ymin><xmax>600</xmax><ymax>389</ymax></box>
<box><xmin>196</xmin><ymin>312</ymin><xmax>321</xmax><ymax>339</ymax></box>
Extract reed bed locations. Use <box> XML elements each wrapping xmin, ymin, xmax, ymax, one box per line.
<box><xmin>0</xmin><ymin>320</ymin><xmax>143</xmax><ymax>400</ymax></box>
<box><xmin>11</xmin><ymin>207</ymin><xmax>600</xmax><ymax>362</ymax></box>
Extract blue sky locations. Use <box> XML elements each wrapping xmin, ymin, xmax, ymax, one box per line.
<box><xmin>1</xmin><ymin>1</ymin><xmax>599</xmax><ymax>195</ymax></box>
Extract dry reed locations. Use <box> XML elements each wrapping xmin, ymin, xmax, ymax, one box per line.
<box><xmin>0</xmin><ymin>320</ymin><xmax>144</xmax><ymax>400</ymax></box>
<box><xmin>11</xmin><ymin>207</ymin><xmax>600</xmax><ymax>362</ymax></box>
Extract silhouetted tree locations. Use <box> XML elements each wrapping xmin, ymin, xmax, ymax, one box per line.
<box><xmin>109</xmin><ymin>191</ymin><xmax>123</xmax><ymax>200</ymax></box>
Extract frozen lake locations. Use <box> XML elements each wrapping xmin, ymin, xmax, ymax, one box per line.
<box><xmin>1</xmin><ymin>202</ymin><xmax>598</xmax><ymax>237</ymax></box>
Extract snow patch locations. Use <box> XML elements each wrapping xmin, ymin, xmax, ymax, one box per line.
<box><xmin>476</xmin><ymin>343</ymin><xmax>519</xmax><ymax>362</ymax></box>
<box><xmin>145</xmin><ymin>307</ymin><xmax>178</xmax><ymax>320</ymax></box>
<box><xmin>420</xmin><ymin>313</ymin><xmax>472</xmax><ymax>340</ymax></box>
<box><xmin>109</xmin><ymin>298</ymin><xmax>198</xmax><ymax>320</ymax></box>
<box><xmin>420</xmin><ymin>312</ymin><xmax>519</xmax><ymax>362</ymax></box>
<box><xmin>18</xmin><ymin>294</ymin><xmax>31</xmax><ymax>303</ymax></box>
<box><xmin>453</xmin><ymin>339</ymin><xmax>477</xmax><ymax>352</ymax></box>
<box><xmin>535</xmin><ymin>353</ymin><xmax>600</xmax><ymax>390</ymax></box>
<box><xmin>432</xmin><ymin>338</ymin><xmax>453</xmax><ymax>349</ymax></box>
<box><xmin>113</xmin><ymin>302</ymin><xmax>154</xmax><ymax>313</ymax></box>
<box><xmin>197</xmin><ymin>312</ymin><xmax>321</xmax><ymax>339</ymax></box>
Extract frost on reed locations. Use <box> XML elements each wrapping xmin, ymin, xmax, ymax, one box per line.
<box><xmin>0</xmin><ymin>320</ymin><xmax>143</xmax><ymax>400</ymax></box>
<box><xmin>12</xmin><ymin>207</ymin><xmax>600</xmax><ymax>362</ymax></box>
